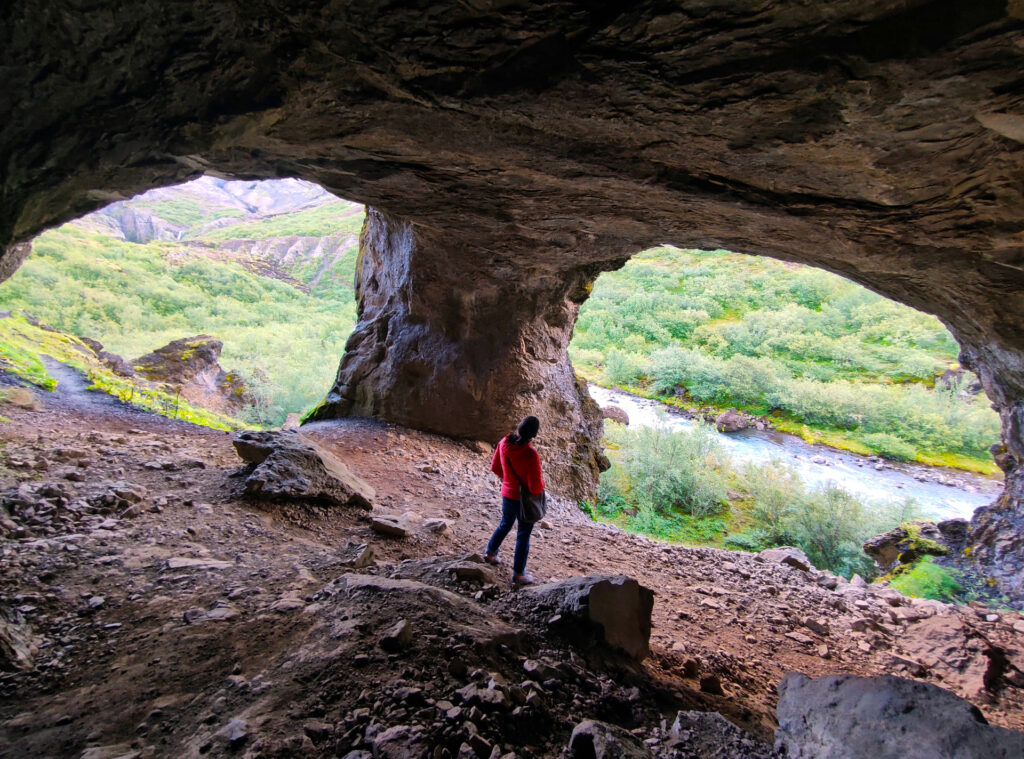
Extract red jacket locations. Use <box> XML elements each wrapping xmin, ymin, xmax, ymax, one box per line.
<box><xmin>491</xmin><ymin>436</ymin><xmax>544</xmax><ymax>500</ymax></box>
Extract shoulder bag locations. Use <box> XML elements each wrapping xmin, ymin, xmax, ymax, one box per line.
<box><xmin>504</xmin><ymin>444</ymin><xmax>547</xmax><ymax>524</ymax></box>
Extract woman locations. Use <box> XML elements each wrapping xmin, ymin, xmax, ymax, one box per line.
<box><xmin>485</xmin><ymin>415</ymin><xmax>544</xmax><ymax>585</ymax></box>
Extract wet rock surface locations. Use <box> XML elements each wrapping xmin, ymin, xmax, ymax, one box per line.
<box><xmin>1</xmin><ymin>381</ymin><xmax>1024</xmax><ymax>757</ymax></box>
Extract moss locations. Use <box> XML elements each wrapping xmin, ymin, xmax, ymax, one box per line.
<box><xmin>889</xmin><ymin>557</ymin><xmax>961</xmax><ymax>602</ymax></box>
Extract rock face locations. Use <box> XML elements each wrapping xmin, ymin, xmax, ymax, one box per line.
<box><xmin>306</xmin><ymin>209</ymin><xmax>608</xmax><ymax>501</ymax></box>
<box><xmin>862</xmin><ymin>521</ymin><xmax>951</xmax><ymax>572</ymax></box>
<box><xmin>775</xmin><ymin>673</ymin><xmax>1024</xmax><ymax>759</ymax></box>
<box><xmin>132</xmin><ymin>335</ymin><xmax>253</xmax><ymax>416</ymax></box>
<box><xmin>3</xmin><ymin>2</ymin><xmax>1024</xmax><ymax>586</ymax></box>
<box><xmin>233</xmin><ymin>430</ymin><xmax>375</xmax><ymax>509</ymax></box>
<box><xmin>523</xmin><ymin>575</ymin><xmax>654</xmax><ymax>661</ymax></box>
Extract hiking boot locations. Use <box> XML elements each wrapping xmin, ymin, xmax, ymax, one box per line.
<box><xmin>512</xmin><ymin>573</ymin><xmax>535</xmax><ymax>586</ymax></box>
<box><xmin>484</xmin><ymin>554</ymin><xmax>502</xmax><ymax>566</ymax></box>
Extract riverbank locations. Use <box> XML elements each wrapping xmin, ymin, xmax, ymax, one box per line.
<box><xmin>588</xmin><ymin>384</ymin><xmax>1002</xmax><ymax>522</ymax></box>
<box><xmin>580</xmin><ymin>370</ymin><xmax>1000</xmax><ymax>476</ymax></box>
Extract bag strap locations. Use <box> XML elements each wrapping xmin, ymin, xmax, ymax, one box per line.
<box><xmin>502</xmin><ymin>438</ymin><xmax>529</xmax><ymax>493</ymax></box>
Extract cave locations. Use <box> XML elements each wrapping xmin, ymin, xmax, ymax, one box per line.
<box><xmin>3</xmin><ymin>2</ymin><xmax>1024</xmax><ymax>599</ymax></box>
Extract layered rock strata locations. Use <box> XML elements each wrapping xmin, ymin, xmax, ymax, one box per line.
<box><xmin>2</xmin><ymin>2</ymin><xmax>1024</xmax><ymax>588</ymax></box>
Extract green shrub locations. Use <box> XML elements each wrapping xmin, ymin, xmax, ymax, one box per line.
<box><xmin>889</xmin><ymin>558</ymin><xmax>961</xmax><ymax>602</ymax></box>
<box><xmin>723</xmin><ymin>530</ymin><xmax>768</xmax><ymax>552</ymax></box>
<box><xmin>858</xmin><ymin>432</ymin><xmax>917</xmax><ymax>461</ymax></box>
<box><xmin>603</xmin><ymin>422</ymin><xmax>729</xmax><ymax>518</ymax></box>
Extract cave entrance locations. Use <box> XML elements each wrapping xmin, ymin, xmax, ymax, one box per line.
<box><xmin>0</xmin><ymin>177</ymin><xmax>365</xmax><ymax>429</ymax></box>
<box><xmin>572</xmin><ymin>244</ymin><xmax>1003</xmax><ymax>576</ymax></box>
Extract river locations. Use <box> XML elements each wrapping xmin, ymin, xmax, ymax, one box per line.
<box><xmin>587</xmin><ymin>384</ymin><xmax>1002</xmax><ymax>521</ymax></box>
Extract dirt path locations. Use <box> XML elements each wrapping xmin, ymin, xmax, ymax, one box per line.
<box><xmin>0</xmin><ymin>376</ymin><xmax>1022</xmax><ymax>758</ymax></box>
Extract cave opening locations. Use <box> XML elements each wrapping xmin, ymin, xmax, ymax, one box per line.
<box><xmin>571</xmin><ymin>244</ymin><xmax>1004</xmax><ymax>579</ymax></box>
<box><xmin>0</xmin><ymin>176</ymin><xmax>366</xmax><ymax>429</ymax></box>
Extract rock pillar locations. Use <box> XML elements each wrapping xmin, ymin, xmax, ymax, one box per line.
<box><xmin>961</xmin><ymin>344</ymin><xmax>1024</xmax><ymax>603</ymax></box>
<box><xmin>307</xmin><ymin>208</ymin><xmax>609</xmax><ymax>501</ymax></box>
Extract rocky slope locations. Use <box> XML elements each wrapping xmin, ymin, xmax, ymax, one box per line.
<box><xmin>1</xmin><ymin>373</ymin><xmax>1023</xmax><ymax>757</ymax></box>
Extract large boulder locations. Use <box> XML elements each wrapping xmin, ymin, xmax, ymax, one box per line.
<box><xmin>759</xmin><ymin>547</ymin><xmax>814</xmax><ymax>572</ymax></box>
<box><xmin>523</xmin><ymin>575</ymin><xmax>654</xmax><ymax>661</ymax></box>
<box><xmin>568</xmin><ymin>720</ymin><xmax>652</xmax><ymax>759</ymax></box>
<box><xmin>132</xmin><ymin>335</ymin><xmax>253</xmax><ymax>416</ymax></box>
<box><xmin>862</xmin><ymin>521</ymin><xmax>951</xmax><ymax>572</ymax></box>
<box><xmin>601</xmin><ymin>405</ymin><xmax>629</xmax><ymax>425</ymax></box>
<box><xmin>714</xmin><ymin>409</ymin><xmax>748</xmax><ymax>433</ymax></box>
<box><xmin>775</xmin><ymin>673</ymin><xmax>1024</xmax><ymax>759</ymax></box>
<box><xmin>233</xmin><ymin>430</ymin><xmax>374</xmax><ymax>508</ymax></box>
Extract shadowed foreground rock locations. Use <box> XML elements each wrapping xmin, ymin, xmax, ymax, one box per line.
<box><xmin>569</xmin><ymin>719</ymin><xmax>652</xmax><ymax>759</ymax></box>
<box><xmin>775</xmin><ymin>673</ymin><xmax>1024</xmax><ymax>759</ymax></box>
<box><xmin>524</xmin><ymin>575</ymin><xmax>654</xmax><ymax>661</ymax></box>
<box><xmin>233</xmin><ymin>430</ymin><xmax>374</xmax><ymax>509</ymax></box>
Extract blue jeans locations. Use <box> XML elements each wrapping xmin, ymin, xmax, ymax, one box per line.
<box><xmin>486</xmin><ymin>496</ymin><xmax>534</xmax><ymax>575</ymax></box>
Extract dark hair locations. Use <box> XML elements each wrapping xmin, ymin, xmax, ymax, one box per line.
<box><xmin>508</xmin><ymin>415</ymin><xmax>540</xmax><ymax>446</ymax></box>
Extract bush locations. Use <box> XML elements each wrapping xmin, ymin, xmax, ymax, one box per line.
<box><xmin>858</xmin><ymin>432</ymin><xmax>917</xmax><ymax>461</ymax></box>
<box><xmin>603</xmin><ymin>422</ymin><xmax>729</xmax><ymax>518</ymax></box>
<box><xmin>889</xmin><ymin>558</ymin><xmax>961</xmax><ymax>602</ymax></box>
<box><xmin>723</xmin><ymin>530</ymin><xmax>768</xmax><ymax>552</ymax></box>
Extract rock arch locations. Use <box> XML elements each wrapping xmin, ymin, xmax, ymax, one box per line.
<box><xmin>2</xmin><ymin>2</ymin><xmax>1023</xmax><ymax>591</ymax></box>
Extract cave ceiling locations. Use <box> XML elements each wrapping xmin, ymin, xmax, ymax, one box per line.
<box><xmin>1</xmin><ymin>1</ymin><xmax>1023</xmax><ymax>401</ymax></box>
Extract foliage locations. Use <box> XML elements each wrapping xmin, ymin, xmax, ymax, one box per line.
<box><xmin>572</xmin><ymin>246</ymin><xmax>999</xmax><ymax>469</ymax></box>
<box><xmin>603</xmin><ymin>420</ymin><xmax>729</xmax><ymax>518</ymax></box>
<box><xmin>0</xmin><ymin>216</ymin><xmax>360</xmax><ymax>426</ymax></box>
<box><xmin>595</xmin><ymin>421</ymin><xmax>917</xmax><ymax>576</ymax></box>
<box><xmin>194</xmin><ymin>199</ymin><xmax>363</xmax><ymax>242</ymax></box>
<box><xmin>889</xmin><ymin>557</ymin><xmax>962</xmax><ymax>602</ymax></box>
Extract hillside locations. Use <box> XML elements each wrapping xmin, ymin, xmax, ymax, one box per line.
<box><xmin>0</xmin><ymin>179</ymin><xmax>364</xmax><ymax>425</ymax></box>
<box><xmin>571</xmin><ymin>246</ymin><xmax>1000</xmax><ymax>472</ymax></box>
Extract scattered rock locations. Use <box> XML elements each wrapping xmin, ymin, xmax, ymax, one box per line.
<box><xmin>670</xmin><ymin>711</ymin><xmax>781</xmax><ymax>758</ymax></box>
<box><xmin>379</xmin><ymin>619</ymin><xmax>413</xmax><ymax>653</ymax></box>
<box><xmin>372</xmin><ymin>725</ymin><xmax>429</xmax><ymax>759</ymax></box>
<box><xmin>370</xmin><ymin>514</ymin><xmax>413</xmax><ymax>538</ymax></box>
<box><xmin>714</xmin><ymin>409</ymin><xmax>748</xmax><ymax>433</ymax></box>
<box><xmin>338</xmin><ymin>542</ymin><xmax>375</xmax><ymax>568</ymax></box>
<box><xmin>0</xmin><ymin>605</ymin><xmax>38</xmax><ymax>671</ymax></box>
<box><xmin>601</xmin><ymin>405</ymin><xmax>629</xmax><ymax>425</ymax></box>
<box><xmin>759</xmin><ymin>547</ymin><xmax>813</xmax><ymax>572</ymax></box>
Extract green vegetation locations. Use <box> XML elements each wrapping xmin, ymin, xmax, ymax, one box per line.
<box><xmin>0</xmin><ymin>213</ymin><xmax>360</xmax><ymax>425</ymax></box>
<box><xmin>594</xmin><ymin>420</ymin><xmax>920</xmax><ymax>577</ymax></box>
<box><xmin>135</xmin><ymin>197</ymin><xmax>243</xmax><ymax>228</ymax></box>
<box><xmin>889</xmin><ymin>557</ymin><xmax>962</xmax><ymax>602</ymax></box>
<box><xmin>571</xmin><ymin>246</ymin><xmax>1000</xmax><ymax>472</ymax></box>
<box><xmin>0</xmin><ymin>314</ymin><xmax>244</xmax><ymax>431</ymax></box>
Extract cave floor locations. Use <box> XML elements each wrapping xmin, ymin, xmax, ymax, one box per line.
<box><xmin>0</xmin><ymin>383</ymin><xmax>1022</xmax><ymax>757</ymax></box>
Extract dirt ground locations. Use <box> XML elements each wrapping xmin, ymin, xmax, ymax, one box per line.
<box><xmin>1</xmin><ymin>375</ymin><xmax>1023</xmax><ymax>758</ymax></box>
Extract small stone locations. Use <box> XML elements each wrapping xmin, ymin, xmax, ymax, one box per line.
<box><xmin>699</xmin><ymin>675</ymin><xmax>725</xmax><ymax>695</ymax></box>
<box><xmin>214</xmin><ymin>718</ymin><xmax>247</xmax><ymax>747</ymax></box>
<box><xmin>380</xmin><ymin>619</ymin><xmax>413</xmax><ymax>653</ymax></box>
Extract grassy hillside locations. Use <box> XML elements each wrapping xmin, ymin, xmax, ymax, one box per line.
<box><xmin>571</xmin><ymin>246</ymin><xmax>1000</xmax><ymax>472</ymax></box>
<box><xmin>0</xmin><ymin>215</ymin><xmax>360</xmax><ymax>425</ymax></box>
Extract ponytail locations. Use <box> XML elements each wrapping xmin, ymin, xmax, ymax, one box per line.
<box><xmin>509</xmin><ymin>415</ymin><xmax>540</xmax><ymax>446</ymax></box>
